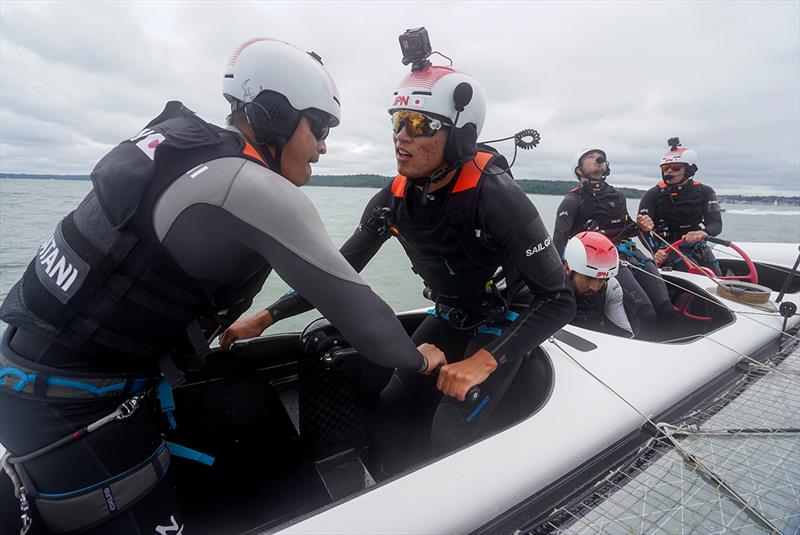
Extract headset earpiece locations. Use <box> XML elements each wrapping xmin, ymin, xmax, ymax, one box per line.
<box><xmin>453</xmin><ymin>82</ymin><xmax>473</xmax><ymax>112</ymax></box>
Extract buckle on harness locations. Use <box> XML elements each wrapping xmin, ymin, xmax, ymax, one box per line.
<box><xmin>19</xmin><ymin>488</ymin><xmax>31</xmax><ymax>535</ymax></box>
<box><xmin>118</xmin><ymin>394</ymin><xmax>144</xmax><ymax>420</ymax></box>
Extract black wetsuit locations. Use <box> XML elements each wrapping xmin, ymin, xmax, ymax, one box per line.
<box><xmin>0</xmin><ymin>102</ymin><xmax>426</xmax><ymax>534</ymax></box>
<box><xmin>572</xmin><ymin>277</ymin><xmax>633</xmax><ymax>338</ymax></box>
<box><xmin>268</xmin><ymin>152</ymin><xmax>575</xmax><ymax>469</ymax></box>
<box><xmin>553</xmin><ymin>180</ymin><xmax>675</xmax><ymax>339</ymax></box>
<box><xmin>638</xmin><ymin>179</ymin><xmax>723</xmax><ymax>275</ymax></box>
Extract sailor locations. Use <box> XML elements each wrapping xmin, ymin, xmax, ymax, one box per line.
<box><xmin>0</xmin><ymin>38</ymin><xmax>445</xmax><ymax>535</ymax></box>
<box><xmin>553</xmin><ymin>148</ymin><xmax>675</xmax><ymax>339</ymax></box>
<box><xmin>564</xmin><ymin>232</ymin><xmax>634</xmax><ymax>337</ymax></box>
<box><xmin>637</xmin><ymin>138</ymin><xmax>723</xmax><ymax>275</ymax></box>
<box><xmin>223</xmin><ymin>57</ymin><xmax>575</xmax><ymax>472</ymax></box>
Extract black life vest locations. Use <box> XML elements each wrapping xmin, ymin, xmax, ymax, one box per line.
<box><xmin>566</xmin><ymin>181</ymin><xmax>633</xmax><ymax>244</ymax></box>
<box><xmin>653</xmin><ymin>179</ymin><xmax>706</xmax><ymax>241</ymax></box>
<box><xmin>573</xmin><ymin>286</ymin><xmax>607</xmax><ymax>327</ymax></box>
<box><xmin>385</xmin><ymin>151</ymin><xmax>507</xmax><ymax>312</ymax></box>
<box><xmin>0</xmin><ymin>101</ymin><xmax>270</xmax><ymax>373</ymax></box>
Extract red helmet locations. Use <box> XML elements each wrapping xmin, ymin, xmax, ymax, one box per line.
<box><xmin>564</xmin><ymin>231</ymin><xmax>619</xmax><ymax>279</ymax></box>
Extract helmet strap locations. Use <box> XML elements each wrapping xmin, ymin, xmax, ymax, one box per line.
<box><xmin>256</xmin><ymin>143</ymin><xmax>282</xmax><ymax>175</ymax></box>
<box><xmin>418</xmin><ymin>164</ymin><xmax>454</xmax><ymax>205</ymax></box>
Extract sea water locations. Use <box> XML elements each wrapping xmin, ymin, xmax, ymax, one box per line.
<box><xmin>1</xmin><ymin>178</ymin><xmax>799</xmax><ymax>335</ymax></box>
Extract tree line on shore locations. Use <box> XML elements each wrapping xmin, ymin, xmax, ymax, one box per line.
<box><xmin>2</xmin><ymin>172</ymin><xmax>798</xmax><ymax>205</ymax></box>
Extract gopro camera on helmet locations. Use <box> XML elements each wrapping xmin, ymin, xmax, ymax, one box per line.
<box><xmin>668</xmin><ymin>137</ymin><xmax>681</xmax><ymax>150</ymax></box>
<box><xmin>399</xmin><ymin>27</ymin><xmax>432</xmax><ymax>71</ymax></box>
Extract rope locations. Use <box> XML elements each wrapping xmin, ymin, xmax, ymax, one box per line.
<box><xmin>714</xmin><ymin>282</ymin><xmax>772</xmax><ymax>306</ymax></box>
<box><xmin>648</xmin><ymin>230</ymin><xmax>723</xmax><ymax>285</ymax></box>
<box><xmin>647</xmin><ymin>230</ymin><xmax>778</xmax><ymax>309</ymax></box>
<box><xmin>548</xmin><ymin>337</ymin><xmax>787</xmax><ymax>534</ymax></box>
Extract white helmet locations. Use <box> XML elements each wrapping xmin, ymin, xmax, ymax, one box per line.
<box><xmin>223</xmin><ymin>38</ymin><xmax>341</xmax><ymax>147</ymax></box>
<box><xmin>387</xmin><ymin>66</ymin><xmax>486</xmax><ymax>135</ymax></box>
<box><xmin>572</xmin><ymin>147</ymin><xmax>609</xmax><ymax>179</ymax></box>
<box><xmin>564</xmin><ymin>231</ymin><xmax>619</xmax><ymax>279</ymax></box>
<box><xmin>660</xmin><ymin>138</ymin><xmax>698</xmax><ymax>177</ymax></box>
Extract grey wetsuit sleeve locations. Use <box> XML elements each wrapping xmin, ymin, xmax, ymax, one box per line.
<box><xmin>604</xmin><ymin>277</ymin><xmax>633</xmax><ymax>337</ymax></box>
<box><xmin>266</xmin><ymin>187</ymin><xmax>393</xmax><ymax>322</ymax></box>
<box><xmin>553</xmin><ymin>194</ymin><xmax>581</xmax><ymax>257</ymax></box>
<box><xmin>702</xmin><ymin>185</ymin><xmax>722</xmax><ymax>236</ymax></box>
<box><xmin>153</xmin><ymin>158</ymin><xmax>424</xmax><ymax>372</ymax></box>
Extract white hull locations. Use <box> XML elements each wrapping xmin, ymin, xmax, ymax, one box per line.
<box><xmin>276</xmin><ymin>243</ymin><xmax>800</xmax><ymax>534</ymax></box>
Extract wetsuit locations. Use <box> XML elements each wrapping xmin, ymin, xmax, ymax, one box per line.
<box><xmin>268</xmin><ymin>151</ymin><xmax>575</xmax><ymax>469</ymax></box>
<box><xmin>0</xmin><ymin>102</ymin><xmax>426</xmax><ymax>534</ymax></box>
<box><xmin>638</xmin><ymin>179</ymin><xmax>723</xmax><ymax>275</ymax></box>
<box><xmin>571</xmin><ymin>277</ymin><xmax>633</xmax><ymax>337</ymax></box>
<box><xmin>553</xmin><ymin>180</ymin><xmax>675</xmax><ymax>339</ymax></box>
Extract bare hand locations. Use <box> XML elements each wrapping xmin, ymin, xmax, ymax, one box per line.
<box><xmin>654</xmin><ymin>249</ymin><xmax>669</xmax><ymax>266</ymax></box>
<box><xmin>219</xmin><ymin>309</ymin><xmax>273</xmax><ymax>350</ymax></box>
<box><xmin>636</xmin><ymin>214</ymin><xmax>654</xmax><ymax>232</ymax></box>
<box><xmin>436</xmin><ymin>349</ymin><xmax>497</xmax><ymax>401</ymax></box>
<box><xmin>682</xmin><ymin>230</ymin><xmax>707</xmax><ymax>243</ymax></box>
<box><xmin>418</xmin><ymin>343</ymin><xmax>447</xmax><ymax>374</ymax></box>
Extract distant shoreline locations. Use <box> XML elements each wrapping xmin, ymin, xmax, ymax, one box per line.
<box><xmin>2</xmin><ymin>173</ymin><xmax>798</xmax><ymax>205</ymax></box>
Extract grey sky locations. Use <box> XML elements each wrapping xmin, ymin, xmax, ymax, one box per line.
<box><xmin>1</xmin><ymin>1</ymin><xmax>798</xmax><ymax>195</ymax></box>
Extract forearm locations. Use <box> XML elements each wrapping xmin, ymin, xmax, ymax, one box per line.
<box><xmin>268</xmin><ymin>222</ymin><xmax>388</xmax><ymax>323</ymax></box>
<box><xmin>483</xmin><ymin>285</ymin><xmax>575</xmax><ymax>362</ymax></box>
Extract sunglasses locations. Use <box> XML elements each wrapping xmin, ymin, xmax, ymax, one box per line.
<box><xmin>304</xmin><ymin>111</ymin><xmax>331</xmax><ymax>141</ymax></box>
<box><xmin>391</xmin><ymin>110</ymin><xmax>448</xmax><ymax>137</ymax></box>
<box><xmin>661</xmin><ymin>164</ymin><xmax>685</xmax><ymax>173</ymax></box>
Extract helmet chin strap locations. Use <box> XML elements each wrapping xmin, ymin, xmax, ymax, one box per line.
<box><xmin>663</xmin><ymin>175</ymin><xmax>691</xmax><ymax>187</ymax></box>
<box><xmin>256</xmin><ymin>142</ymin><xmax>282</xmax><ymax>175</ymax></box>
<box><xmin>410</xmin><ymin>164</ymin><xmax>454</xmax><ymax>205</ymax></box>
<box><xmin>579</xmin><ymin>174</ymin><xmax>606</xmax><ymax>188</ymax></box>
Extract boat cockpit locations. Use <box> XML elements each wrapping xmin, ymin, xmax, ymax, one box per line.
<box><xmin>163</xmin><ymin>270</ymin><xmax>751</xmax><ymax>533</ymax></box>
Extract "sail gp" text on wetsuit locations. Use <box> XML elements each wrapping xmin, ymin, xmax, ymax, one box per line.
<box><xmin>267</xmin><ymin>151</ymin><xmax>575</xmax><ymax>463</ymax></box>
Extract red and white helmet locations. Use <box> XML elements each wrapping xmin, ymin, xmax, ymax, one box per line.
<box><xmin>660</xmin><ymin>142</ymin><xmax>699</xmax><ymax>177</ymax></box>
<box><xmin>564</xmin><ymin>231</ymin><xmax>619</xmax><ymax>279</ymax></box>
<box><xmin>387</xmin><ymin>65</ymin><xmax>486</xmax><ymax>135</ymax></box>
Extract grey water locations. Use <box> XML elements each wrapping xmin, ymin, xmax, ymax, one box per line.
<box><xmin>1</xmin><ymin>178</ymin><xmax>799</xmax><ymax>336</ymax></box>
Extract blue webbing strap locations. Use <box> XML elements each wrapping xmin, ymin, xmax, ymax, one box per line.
<box><xmin>0</xmin><ymin>368</ymin><xmax>152</xmax><ymax>396</ymax></box>
<box><xmin>157</xmin><ymin>378</ymin><xmax>177</xmax><ymax>430</ymax></box>
<box><xmin>165</xmin><ymin>442</ymin><xmax>215</xmax><ymax>466</ymax></box>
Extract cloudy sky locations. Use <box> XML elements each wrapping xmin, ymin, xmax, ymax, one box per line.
<box><xmin>1</xmin><ymin>1</ymin><xmax>798</xmax><ymax>195</ymax></box>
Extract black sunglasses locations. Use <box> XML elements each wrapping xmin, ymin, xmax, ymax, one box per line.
<box><xmin>304</xmin><ymin>111</ymin><xmax>331</xmax><ymax>141</ymax></box>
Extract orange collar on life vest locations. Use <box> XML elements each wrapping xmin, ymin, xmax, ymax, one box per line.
<box><xmin>391</xmin><ymin>151</ymin><xmax>494</xmax><ymax>198</ymax></box>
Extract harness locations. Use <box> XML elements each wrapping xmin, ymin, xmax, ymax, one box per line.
<box><xmin>567</xmin><ymin>182</ymin><xmax>634</xmax><ymax>244</ymax></box>
<box><xmin>653</xmin><ymin>179</ymin><xmax>707</xmax><ymax>242</ymax></box>
<box><xmin>0</xmin><ymin>331</ymin><xmax>214</xmax><ymax>534</ymax></box>
<box><xmin>380</xmin><ymin>151</ymin><xmax>525</xmax><ymax>335</ymax></box>
<box><xmin>0</xmin><ymin>101</ymin><xmax>254</xmax><ymax>534</ymax></box>
<box><xmin>616</xmin><ymin>240</ymin><xmax>652</xmax><ymax>270</ymax></box>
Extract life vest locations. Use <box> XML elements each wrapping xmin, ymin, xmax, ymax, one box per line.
<box><xmin>385</xmin><ymin>150</ymin><xmax>507</xmax><ymax>311</ymax></box>
<box><xmin>653</xmin><ymin>179</ymin><xmax>707</xmax><ymax>242</ymax></box>
<box><xmin>0</xmin><ymin>101</ymin><xmax>270</xmax><ymax>373</ymax></box>
<box><xmin>566</xmin><ymin>181</ymin><xmax>633</xmax><ymax>244</ymax></box>
<box><xmin>573</xmin><ymin>286</ymin><xmax>607</xmax><ymax>327</ymax></box>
